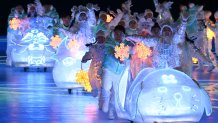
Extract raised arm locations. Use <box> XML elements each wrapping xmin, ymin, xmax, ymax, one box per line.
<box><xmin>108</xmin><ymin>9</ymin><xmax>124</xmax><ymax>29</ymax></box>
<box><xmin>153</xmin><ymin>0</ymin><xmax>159</xmax><ymax>8</ymax></box>
<box><xmin>126</xmin><ymin>35</ymin><xmax>157</xmax><ymax>47</ymax></box>
<box><xmin>172</xmin><ymin>12</ymin><xmax>188</xmax><ymax>44</ymax></box>
<box><xmin>34</xmin><ymin>0</ymin><xmax>44</xmax><ymax>16</ymax></box>
<box><xmin>86</xmin><ymin>3</ymin><xmax>99</xmax><ymax>26</ymax></box>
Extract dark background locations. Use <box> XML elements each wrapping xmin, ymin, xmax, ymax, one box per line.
<box><xmin>0</xmin><ymin>0</ymin><xmax>217</xmax><ymax>35</ymax></box>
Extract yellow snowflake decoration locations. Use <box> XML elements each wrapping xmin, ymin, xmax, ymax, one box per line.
<box><xmin>67</xmin><ymin>39</ymin><xmax>80</xmax><ymax>50</ymax></box>
<box><xmin>114</xmin><ymin>43</ymin><xmax>130</xmax><ymax>61</ymax></box>
<box><xmin>50</xmin><ymin>35</ymin><xmax>62</xmax><ymax>48</ymax></box>
<box><xmin>192</xmin><ymin>57</ymin><xmax>198</xmax><ymax>64</ymax></box>
<box><xmin>135</xmin><ymin>42</ymin><xmax>152</xmax><ymax>60</ymax></box>
<box><xmin>76</xmin><ymin>70</ymin><xmax>92</xmax><ymax>92</ymax></box>
<box><xmin>9</xmin><ymin>18</ymin><xmax>21</xmax><ymax>30</ymax></box>
<box><xmin>206</xmin><ymin>27</ymin><xmax>216</xmax><ymax>41</ymax></box>
<box><xmin>106</xmin><ymin>14</ymin><xmax>113</xmax><ymax>23</ymax></box>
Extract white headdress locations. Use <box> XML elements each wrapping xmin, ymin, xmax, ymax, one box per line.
<box><xmin>214</xmin><ymin>11</ymin><xmax>218</xmax><ymax>19</ymax></box>
<box><xmin>160</xmin><ymin>24</ymin><xmax>173</xmax><ymax>35</ymax></box>
<box><xmin>144</xmin><ymin>9</ymin><xmax>153</xmax><ymax>17</ymax></box>
<box><xmin>74</xmin><ymin>5</ymin><xmax>88</xmax><ymax>22</ymax></box>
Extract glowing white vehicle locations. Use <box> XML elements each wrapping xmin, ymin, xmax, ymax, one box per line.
<box><xmin>114</xmin><ymin>68</ymin><xmax>212</xmax><ymax>123</ymax></box>
<box><xmin>7</xmin><ymin>17</ymin><xmax>55</xmax><ymax>71</ymax></box>
<box><xmin>52</xmin><ymin>29</ymin><xmax>91</xmax><ymax>94</ymax></box>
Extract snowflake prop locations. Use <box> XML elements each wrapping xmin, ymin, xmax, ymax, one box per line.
<box><xmin>135</xmin><ymin>42</ymin><xmax>152</xmax><ymax>60</ymax></box>
<box><xmin>76</xmin><ymin>70</ymin><xmax>92</xmax><ymax>92</ymax></box>
<box><xmin>206</xmin><ymin>28</ymin><xmax>216</xmax><ymax>41</ymax></box>
<box><xmin>50</xmin><ymin>35</ymin><xmax>62</xmax><ymax>48</ymax></box>
<box><xmin>192</xmin><ymin>57</ymin><xmax>198</xmax><ymax>64</ymax></box>
<box><xmin>114</xmin><ymin>43</ymin><xmax>130</xmax><ymax>61</ymax></box>
<box><xmin>106</xmin><ymin>14</ymin><xmax>113</xmax><ymax>23</ymax></box>
<box><xmin>67</xmin><ymin>39</ymin><xmax>80</xmax><ymax>50</ymax></box>
<box><xmin>9</xmin><ymin>18</ymin><xmax>21</xmax><ymax>30</ymax></box>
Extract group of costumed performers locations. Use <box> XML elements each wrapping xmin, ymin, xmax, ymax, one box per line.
<box><xmin>7</xmin><ymin>0</ymin><xmax>217</xmax><ymax>121</ymax></box>
<box><xmin>6</xmin><ymin>0</ymin><xmax>59</xmax><ymax>67</ymax></box>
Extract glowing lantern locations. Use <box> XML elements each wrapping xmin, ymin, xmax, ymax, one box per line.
<box><xmin>106</xmin><ymin>14</ymin><xmax>113</xmax><ymax>23</ymax></box>
<box><xmin>135</xmin><ymin>42</ymin><xmax>152</xmax><ymax>60</ymax></box>
<box><xmin>206</xmin><ymin>27</ymin><xmax>216</xmax><ymax>41</ymax></box>
<box><xmin>50</xmin><ymin>35</ymin><xmax>62</xmax><ymax>48</ymax></box>
<box><xmin>67</xmin><ymin>39</ymin><xmax>80</xmax><ymax>50</ymax></box>
<box><xmin>9</xmin><ymin>18</ymin><xmax>21</xmax><ymax>30</ymax></box>
<box><xmin>192</xmin><ymin>57</ymin><xmax>198</xmax><ymax>64</ymax></box>
<box><xmin>76</xmin><ymin>70</ymin><xmax>92</xmax><ymax>92</ymax></box>
<box><xmin>114</xmin><ymin>43</ymin><xmax>130</xmax><ymax>61</ymax></box>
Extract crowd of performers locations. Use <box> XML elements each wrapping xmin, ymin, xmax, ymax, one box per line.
<box><xmin>8</xmin><ymin>0</ymin><xmax>217</xmax><ymax>120</ymax></box>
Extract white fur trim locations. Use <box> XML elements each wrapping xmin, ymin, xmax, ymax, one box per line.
<box><xmin>160</xmin><ymin>25</ymin><xmax>173</xmax><ymax>35</ymax></box>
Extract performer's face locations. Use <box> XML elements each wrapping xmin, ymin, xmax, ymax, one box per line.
<box><xmin>179</xmin><ymin>5</ymin><xmax>186</xmax><ymax>11</ymax></box>
<box><xmin>62</xmin><ymin>16</ymin><xmax>71</xmax><ymax>26</ymax></box>
<box><xmin>114</xmin><ymin>30</ymin><xmax>123</xmax><ymax>42</ymax></box>
<box><xmin>162</xmin><ymin>27</ymin><xmax>172</xmax><ymax>37</ymax></box>
<box><xmin>15</xmin><ymin>5</ymin><xmax>24</xmax><ymax>14</ymax></box>
<box><xmin>96</xmin><ymin>36</ymin><xmax>106</xmax><ymax>44</ymax></box>
<box><xmin>29</xmin><ymin>6</ymin><xmax>36</xmax><ymax>13</ymax></box>
<box><xmin>151</xmin><ymin>27</ymin><xmax>160</xmax><ymax>36</ymax></box>
<box><xmin>79</xmin><ymin>13</ymin><xmax>88</xmax><ymax>21</ymax></box>
<box><xmin>118</xmin><ymin>21</ymin><xmax>125</xmax><ymax>27</ymax></box>
<box><xmin>145</xmin><ymin>13</ymin><xmax>152</xmax><ymax>19</ymax></box>
<box><xmin>100</xmin><ymin>14</ymin><xmax>107</xmax><ymax>22</ymax></box>
<box><xmin>43</xmin><ymin>4</ymin><xmax>52</xmax><ymax>13</ymax></box>
<box><xmin>129</xmin><ymin>20</ymin><xmax>137</xmax><ymax>29</ymax></box>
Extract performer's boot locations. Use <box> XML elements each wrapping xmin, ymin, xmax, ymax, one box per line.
<box><xmin>108</xmin><ymin>107</ymin><xmax>115</xmax><ymax>120</ymax></box>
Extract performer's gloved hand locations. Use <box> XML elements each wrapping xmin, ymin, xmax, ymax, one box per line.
<box><xmin>87</xmin><ymin>3</ymin><xmax>100</xmax><ymax>11</ymax></box>
<box><xmin>116</xmin><ymin>9</ymin><xmax>123</xmax><ymax>15</ymax></box>
<box><xmin>71</xmin><ymin>6</ymin><xmax>77</xmax><ymax>11</ymax></box>
<box><xmin>81</xmin><ymin>58</ymin><xmax>88</xmax><ymax>63</ymax></box>
<box><xmin>93</xmin><ymin>4</ymin><xmax>100</xmax><ymax>11</ymax></box>
<box><xmin>126</xmin><ymin>0</ymin><xmax>133</xmax><ymax>10</ymax></box>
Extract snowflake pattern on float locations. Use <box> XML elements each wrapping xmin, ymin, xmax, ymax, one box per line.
<box><xmin>50</xmin><ymin>35</ymin><xmax>62</xmax><ymax>49</ymax></box>
<box><xmin>67</xmin><ymin>39</ymin><xmax>80</xmax><ymax>50</ymax></box>
<box><xmin>114</xmin><ymin>43</ymin><xmax>130</xmax><ymax>61</ymax></box>
<box><xmin>76</xmin><ymin>70</ymin><xmax>92</xmax><ymax>92</ymax></box>
<box><xmin>9</xmin><ymin>18</ymin><xmax>21</xmax><ymax>30</ymax></box>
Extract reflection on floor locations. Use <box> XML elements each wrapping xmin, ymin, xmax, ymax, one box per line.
<box><xmin>0</xmin><ymin>65</ymin><xmax>217</xmax><ymax>123</ymax></box>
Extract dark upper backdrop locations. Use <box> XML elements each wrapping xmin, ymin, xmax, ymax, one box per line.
<box><xmin>0</xmin><ymin>0</ymin><xmax>217</xmax><ymax>35</ymax></box>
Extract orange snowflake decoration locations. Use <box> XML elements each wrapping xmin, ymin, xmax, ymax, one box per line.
<box><xmin>9</xmin><ymin>18</ymin><xmax>21</xmax><ymax>30</ymax></box>
<box><xmin>135</xmin><ymin>42</ymin><xmax>152</xmax><ymax>60</ymax></box>
<box><xmin>76</xmin><ymin>70</ymin><xmax>92</xmax><ymax>92</ymax></box>
<box><xmin>106</xmin><ymin>14</ymin><xmax>113</xmax><ymax>23</ymax></box>
<box><xmin>114</xmin><ymin>43</ymin><xmax>130</xmax><ymax>61</ymax></box>
<box><xmin>50</xmin><ymin>35</ymin><xmax>62</xmax><ymax>48</ymax></box>
<box><xmin>67</xmin><ymin>39</ymin><xmax>80</xmax><ymax>50</ymax></box>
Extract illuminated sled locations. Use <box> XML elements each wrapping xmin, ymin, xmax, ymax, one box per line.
<box><xmin>7</xmin><ymin>17</ymin><xmax>55</xmax><ymax>70</ymax></box>
<box><xmin>114</xmin><ymin>68</ymin><xmax>212</xmax><ymax>123</ymax></box>
<box><xmin>52</xmin><ymin>29</ymin><xmax>91</xmax><ymax>93</ymax></box>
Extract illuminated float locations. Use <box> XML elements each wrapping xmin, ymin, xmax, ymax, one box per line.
<box><xmin>52</xmin><ymin>29</ymin><xmax>91</xmax><ymax>93</ymax></box>
<box><xmin>114</xmin><ymin>68</ymin><xmax>212</xmax><ymax>123</ymax></box>
<box><xmin>7</xmin><ymin>17</ymin><xmax>55</xmax><ymax>71</ymax></box>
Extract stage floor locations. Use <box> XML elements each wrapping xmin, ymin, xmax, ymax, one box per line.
<box><xmin>0</xmin><ymin>65</ymin><xmax>217</xmax><ymax>123</ymax></box>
